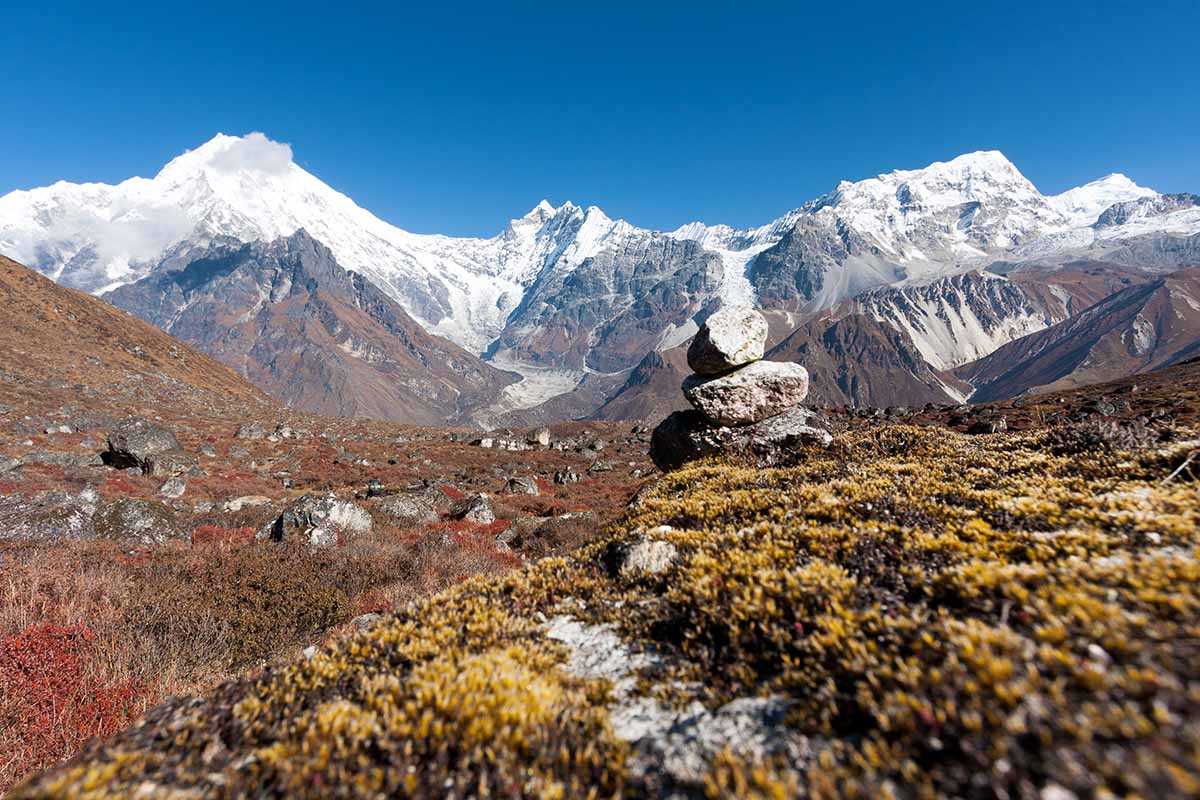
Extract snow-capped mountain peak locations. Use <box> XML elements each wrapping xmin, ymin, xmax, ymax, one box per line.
<box><xmin>1047</xmin><ymin>172</ymin><xmax>1157</xmax><ymax>227</ymax></box>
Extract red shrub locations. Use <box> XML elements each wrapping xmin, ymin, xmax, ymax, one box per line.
<box><xmin>0</xmin><ymin>623</ymin><xmax>147</xmax><ymax>785</ymax></box>
<box><xmin>192</xmin><ymin>524</ymin><xmax>256</xmax><ymax>547</ymax></box>
<box><xmin>438</xmin><ymin>484</ymin><xmax>465</xmax><ymax>501</ymax></box>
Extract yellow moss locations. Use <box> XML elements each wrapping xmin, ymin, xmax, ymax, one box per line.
<box><xmin>15</xmin><ymin>424</ymin><xmax>1200</xmax><ymax>799</ymax></box>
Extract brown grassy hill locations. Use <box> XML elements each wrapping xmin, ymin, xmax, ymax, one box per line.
<box><xmin>957</xmin><ymin>267</ymin><xmax>1200</xmax><ymax>402</ymax></box>
<box><xmin>0</xmin><ymin>254</ymin><xmax>270</xmax><ymax>411</ymax></box>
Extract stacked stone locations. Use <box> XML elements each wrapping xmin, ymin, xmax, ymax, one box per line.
<box><xmin>651</xmin><ymin>306</ymin><xmax>830</xmax><ymax>471</ymax></box>
<box><xmin>682</xmin><ymin>306</ymin><xmax>810</xmax><ymax>426</ymax></box>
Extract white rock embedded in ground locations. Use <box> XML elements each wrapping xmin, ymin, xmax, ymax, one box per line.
<box><xmin>683</xmin><ymin>360</ymin><xmax>810</xmax><ymax>426</ymax></box>
<box><xmin>686</xmin><ymin>306</ymin><xmax>769</xmax><ymax>376</ymax></box>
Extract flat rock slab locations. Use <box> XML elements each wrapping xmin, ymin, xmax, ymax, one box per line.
<box><xmin>683</xmin><ymin>360</ymin><xmax>810</xmax><ymax>426</ymax></box>
<box><xmin>687</xmin><ymin>306</ymin><xmax>768</xmax><ymax>376</ymax></box>
<box><xmin>650</xmin><ymin>406</ymin><xmax>832</xmax><ymax>472</ymax></box>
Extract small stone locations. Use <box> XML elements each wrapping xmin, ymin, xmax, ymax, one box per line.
<box><xmin>221</xmin><ymin>495</ymin><xmax>271</xmax><ymax>513</ymax></box>
<box><xmin>554</xmin><ymin>469</ymin><xmax>581</xmax><ymax>485</ymax></box>
<box><xmin>683</xmin><ymin>360</ymin><xmax>810</xmax><ymax>426</ymax></box>
<box><xmin>618</xmin><ymin>537</ymin><xmax>679</xmax><ymax>577</ymax></box>
<box><xmin>687</xmin><ymin>305</ymin><xmax>769</xmax><ymax>375</ymax></box>
<box><xmin>159</xmin><ymin>477</ymin><xmax>186</xmax><ymax>498</ymax></box>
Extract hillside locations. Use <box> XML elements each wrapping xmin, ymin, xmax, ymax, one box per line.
<box><xmin>958</xmin><ymin>268</ymin><xmax>1200</xmax><ymax>402</ymax></box>
<box><xmin>16</xmin><ymin>413</ymin><xmax>1198</xmax><ymax>798</ymax></box>
<box><xmin>105</xmin><ymin>231</ymin><xmax>517</xmax><ymax>425</ymax></box>
<box><xmin>0</xmin><ymin>254</ymin><xmax>270</xmax><ymax>412</ymax></box>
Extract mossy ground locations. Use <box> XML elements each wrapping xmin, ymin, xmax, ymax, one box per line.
<box><xmin>16</xmin><ymin>425</ymin><xmax>1200</xmax><ymax>799</ymax></box>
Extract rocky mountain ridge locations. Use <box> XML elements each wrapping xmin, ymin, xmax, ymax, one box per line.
<box><xmin>3</xmin><ymin>134</ymin><xmax>1199</xmax><ymax>421</ymax></box>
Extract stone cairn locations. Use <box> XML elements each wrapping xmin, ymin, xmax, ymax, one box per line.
<box><xmin>650</xmin><ymin>306</ymin><xmax>831</xmax><ymax>471</ymax></box>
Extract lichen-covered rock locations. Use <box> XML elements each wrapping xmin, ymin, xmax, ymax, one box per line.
<box><xmin>257</xmin><ymin>495</ymin><xmax>372</xmax><ymax>547</ymax></box>
<box><xmin>451</xmin><ymin>493</ymin><xmax>495</xmax><ymax>524</ymax></box>
<box><xmin>682</xmin><ymin>360</ymin><xmax>810</xmax><ymax>426</ymax></box>
<box><xmin>0</xmin><ymin>489</ymin><xmax>99</xmax><ymax>539</ymax></box>
<box><xmin>650</xmin><ymin>405</ymin><xmax>831</xmax><ymax>471</ymax></box>
<box><xmin>158</xmin><ymin>477</ymin><xmax>186</xmax><ymax>498</ymax></box>
<box><xmin>102</xmin><ymin>417</ymin><xmax>181</xmax><ymax>471</ymax></box>
<box><xmin>92</xmin><ymin>498</ymin><xmax>183</xmax><ymax>546</ymax></box>
<box><xmin>143</xmin><ymin>448</ymin><xmax>199</xmax><ymax>478</ymax></box>
<box><xmin>686</xmin><ymin>305</ymin><xmax>769</xmax><ymax>375</ymax></box>
<box><xmin>375</xmin><ymin>493</ymin><xmax>439</xmax><ymax>526</ymax></box>
<box><xmin>501</xmin><ymin>476</ymin><xmax>540</xmax><ymax>496</ymax></box>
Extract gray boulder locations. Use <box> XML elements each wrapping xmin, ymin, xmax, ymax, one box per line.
<box><xmin>158</xmin><ymin>477</ymin><xmax>186</xmax><ymax>499</ymax></box>
<box><xmin>686</xmin><ymin>306</ymin><xmax>769</xmax><ymax>376</ymax></box>
<box><xmin>376</xmin><ymin>493</ymin><xmax>439</xmax><ymax>526</ymax></box>
<box><xmin>650</xmin><ymin>406</ymin><xmax>831</xmax><ymax>472</ymax></box>
<box><xmin>683</xmin><ymin>360</ymin><xmax>810</xmax><ymax>426</ymax></box>
<box><xmin>0</xmin><ymin>489</ymin><xmax>100</xmax><ymax>539</ymax></box>
<box><xmin>451</xmin><ymin>493</ymin><xmax>495</xmax><ymax>524</ymax></box>
<box><xmin>144</xmin><ymin>449</ymin><xmax>199</xmax><ymax>478</ymax></box>
<box><xmin>501</xmin><ymin>476</ymin><xmax>540</xmax><ymax>496</ymax></box>
<box><xmin>93</xmin><ymin>498</ymin><xmax>184</xmax><ymax>546</ymax></box>
<box><xmin>103</xmin><ymin>417</ymin><xmax>181</xmax><ymax>472</ymax></box>
<box><xmin>257</xmin><ymin>495</ymin><xmax>373</xmax><ymax>547</ymax></box>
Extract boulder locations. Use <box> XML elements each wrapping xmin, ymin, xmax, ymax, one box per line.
<box><xmin>501</xmin><ymin>476</ymin><xmax>540</xmax><ymax>496</ymax></box>
<box><xmin>257</xmin><ymin>495</ymin><xmax>373</xmax><ymax>547</ymax></box>
<box><xmin>375</xmin><ymin>493</ymin><xmax>439</xmax><ymax>526</ymax></box>
<box><xmin>144</xmin><ymin>449</ymin><xmax>199</xmax><ymax>478</ymax></box>
<box><xmin>0</xmin><ymin>489</ymin><xmax>99</xmax><ymax>539</ymax></box>
<box><xmin>683</xmin><ymin>360</ymin><xmax>810</xmax><ymax>426</ymax></box>
<box><xmin>451</xmin><ymin>493</ymin><xmax>495</xmax><ymax>524</ymax></box>
<box><xmin>650</xmin><ymin>406</ymin><xmax>831</xmax><ymax>472</ymax></box>
<box><xmin>93</xmin><ymin>498</ymin><xmax>184</xmax><ymax>546</ymax></box>
<box><xmin>103</xmin><ymin>417</ymin><xmax>181</xmax><ymax>471</ymax></box>
<box><xmin>528</xmin><ymin>427</ymin><xmax>552</xmax><ymax>447</ymax></box>
<box><xmin>159</xmin><ymin>477</ymin><xmax>186</xmax><ymax>499</ymax></box>
<box><xmin>686</xmin><ymin>306</ymin><xmax>769</xmax><ymax>376</ymax></box>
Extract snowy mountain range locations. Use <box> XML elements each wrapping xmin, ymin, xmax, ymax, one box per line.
<box><xmin>2</xmin><ymin>132</ymin><xmax>1197</xmax><ymax>422</ymax></box>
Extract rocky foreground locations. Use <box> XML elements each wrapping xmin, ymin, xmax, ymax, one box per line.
<box><xmin>16</xmin><ymin>416</ymin><xmax>1200</xmax><ymax>798</ymax></box>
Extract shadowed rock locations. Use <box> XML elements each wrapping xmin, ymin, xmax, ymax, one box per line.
<box><xmin>650</xmin><ymin>407</ymin><xmax>831</xmax><ymax>471</ymax></box>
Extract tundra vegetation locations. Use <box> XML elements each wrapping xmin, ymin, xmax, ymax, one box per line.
<box><xmin>15</xmin><ymin>422</ymin><xmax>1199</xmax><ymax>798</ymax></box>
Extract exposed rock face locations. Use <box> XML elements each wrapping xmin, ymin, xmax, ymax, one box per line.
<box><xmin>650</xmin><ymin>406</ymin><xmax>831</xmax><ymax>471</ymax></box>
<box><xmin>683</xmin><ymin>360</ymin><xmax>810</xmax><ymax>426</ymax></box>
<box><xmin>103</xmin><ymin>417</ymin><xmax>181</xmax><ymax>471</ymax></box>
<box><xmin>258</xmin><ymin>495</ymin><xmax>372</xmax><ymax>547</ymax></box>
<box><xmin>956</xmin><ymin>268</ymin><xmax>1200</xmax><ymax>402</ymax></box>
<box><xmin>93</xmin><ymin>498</ymin><xmax>183</xmax><ymax>546</ymax></box>
<box><xmin>106</xmin><ymin>231</ymin><xmax>517</xmax><ymax>425</ymax></box>
<box><xmin>686</xmin><ymin>306</ymin><xmax>768</xmax><ymax>375</ymax></box>
<box><xmin>0</xmin><ymin>489</ymin><xmax>100</xmax><ymax>539</ymax></box>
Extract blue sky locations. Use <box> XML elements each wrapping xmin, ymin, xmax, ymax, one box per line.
<box><xmin>3</xmin><ymin>1</ymin><xmax>1198</xmax><ymax>236</ymax></box>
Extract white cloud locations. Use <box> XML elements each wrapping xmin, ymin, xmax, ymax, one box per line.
<box><xmin>208</xmin><ymin>132</ymin><xmax>294</xmax><ymax>175</ymax></box>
